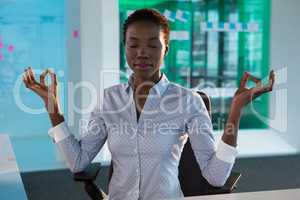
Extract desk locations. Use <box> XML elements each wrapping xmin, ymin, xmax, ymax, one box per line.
<box><xmin>0</xmin><ymin>134</ymin><xmax>28</xmax><ymax>200</ymax></box>
<box><xmin>185</xmin><ymin>188</ymin><xmax>300</xmax><ymax>200</ymax></box>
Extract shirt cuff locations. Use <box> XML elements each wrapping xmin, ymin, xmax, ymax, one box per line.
<box><xmin>48</xmin><ymin>121</ymin><xmax>71</xmax><ymax>143</ymax></box>
<box><xmin>216</xmin><ymin>140</ymin><xmax>238</xmax><ymax>163</ymax></box>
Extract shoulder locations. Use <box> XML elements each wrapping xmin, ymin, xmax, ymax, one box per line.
<box><xmin>102</xmin><ymin>83</ymin><xmax>130</xmax><ymax>100</ymax></box>
<box><xmin>104</xmin><ymin>83</ymin><xmax>128</xmax><ymax>94</ymax></box>
<box><xmin>166</xmin><ymin>82</ymin><xmax>202</xmax><ymax>100</ymax></box>
<box><xmin>164</xmin><ymin>82</ymin><xmax>206</xmax><ymax>111</ymax></box>
<box><xmin>99</xmin><ymin>83</ymin><xmax>129</xmax><ymax>110</ymax></box>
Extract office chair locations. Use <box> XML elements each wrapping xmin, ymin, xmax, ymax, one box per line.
<box><xmin>73</xmin><ymin>91</ymin><xmax>241</xmax><ymax>200</ymax></box>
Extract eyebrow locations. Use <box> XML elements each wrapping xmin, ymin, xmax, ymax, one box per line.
<box><xmin>148</xmin><ymin>37</ymin><xmax>159</xmax><ymax>41</ymax></box>
<box><xmin>128</xmin><ymin>37</ymin><xmax>138</xmax><ymax>41</ymax></box>
<box><xmin>128</xmin><ymin>36</ymin><xmax>159</xmax><ymax>41</ymax></box>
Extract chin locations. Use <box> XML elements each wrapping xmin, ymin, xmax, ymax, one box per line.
<box><xmin>134</xmin><ymin>70</ymin><xmax>156</xmax><ymax>79</ymax></box>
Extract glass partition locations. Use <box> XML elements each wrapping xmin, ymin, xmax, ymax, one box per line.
<box><xmin>119</xmin><ymin>0</ymin><xmax>271</xmax><ymax>129</ymax></box>
<box><xmin>0</xmin><ymin>0</ymin><xmax>66</xmax><ymax>137</ymax></box>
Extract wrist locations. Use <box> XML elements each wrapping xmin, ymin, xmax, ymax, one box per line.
<box><xmin>231</xmin><ymin>98</ymin><xmax>244</xmax><ymax>112</ymax></box>
<box><xmin>228</xmin><ymin>101</ymin><xmax>242</xmax><ymax>123</ymax></box>
<box><xmin>45</xmin><ymin>99</ymin><xmax>61</xmax><ymax>115</ymax></box>
<box><xmin>48</xmin><ymin>112</ymin><xmax>65</xmax><ymax>127</ymax></box>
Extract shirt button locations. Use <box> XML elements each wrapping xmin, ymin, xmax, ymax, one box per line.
<box><xmin>134</xmin><ymin>191</ymin><xmax>139</xmax><ymax>196</ymax></box>
<box><xmin>134</xmin><ymin>149</ymin><xmax>137</xmax><ymax>153</ymax></box>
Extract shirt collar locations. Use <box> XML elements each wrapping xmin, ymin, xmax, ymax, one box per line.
<box><xmin>126</xmin><ymin>73</ymin><xmax>169</xmax><ymax>96</ymax></box>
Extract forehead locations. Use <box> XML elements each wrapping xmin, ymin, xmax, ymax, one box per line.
<box><xmin>126</xmin><ymin>21</ymin><xmax>163</xmax><ymax>41</ymax></box>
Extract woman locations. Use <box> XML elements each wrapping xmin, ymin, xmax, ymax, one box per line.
<box><xmin>23</xmin><ymin>9</ymin><xmax>275</xmax><ymax>200</ymax></box>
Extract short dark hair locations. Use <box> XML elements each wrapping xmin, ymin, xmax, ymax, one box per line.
<box><xmin>123</xmin><ymin>8</ymin><xmax>170</xmax><ymax>46</ymax></box>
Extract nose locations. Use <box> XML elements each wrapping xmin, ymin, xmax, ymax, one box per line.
<box><xmin>136</xmin><ymin>47</ymin><xmax>149</xmax><ymax>58</ymax></box>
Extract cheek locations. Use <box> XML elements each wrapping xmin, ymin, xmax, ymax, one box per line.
<box><xmin>125</xmin><ymin>49</ymin><xmax>135</xmax><ymax>61</ymax></box>
<box><xmin>154</xmin><ymin>51</ymin><xmax>165</xmax><ymax>63</ymax></box>
<box><xmin>151</xmin><ymin>47</ymin><xmax>164</xmax><ymax>58</ymax></box>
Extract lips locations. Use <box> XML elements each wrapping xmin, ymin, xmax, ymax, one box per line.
<box><xmin>134</xmin><ymin>64</ymin><xmax>152</xmax><ymax>69</ymax></box>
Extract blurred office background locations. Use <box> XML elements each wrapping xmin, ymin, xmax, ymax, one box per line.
<box><xmin>0</xmin><ymin>0</ymin><xmax>300</xmax><ymax>199</ymax></box>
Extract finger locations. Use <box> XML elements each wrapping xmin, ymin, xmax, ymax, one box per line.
<box><xmin>23</xmin><ymin>75</ymin><xmax>30</xmax><ymax>88</ymax></box>
<box><xmin>248</xmin><ymin>74</ymin><xmax>262</xmax><ymax>85</ymax></box>
<box><xmin>267</xmin><ymin>70</ymin><xmax>275</xmax><ymax>91</ymax></box>
<box><xmin>239</xmin><ymin>72</ymin><xmax>250</xmax><ymax>88</ymax></box>
<box><xmin>252</xmin><ymin>84</ymin><xmax>273</xmax><ymax>99</ymax></box>
<box><xmin>256</xmin><ymin>70</ymin><xmax>275</xmax><ymax>95</ymax></box>
<box><xmin>252</xmin><ymin>88</ymin><xmax>268</xmax><ymax>100</ymax></box>
<box><xmin>247</xmin><ymin>74</ymin><xmax>263</xmax><ymax>91</ymax></box>
<box><xmin>48</xmin><ymin>69</ymin><xmax>57</xmax><ymax>86</ymax></box>
<box><xmin>24</xmin><ymin>68</ymin><xmax>33</xmax><ymax>84</ymax></box>
<box><xmin>250</xmin><ymin>71</ymin><xmax>275</xmax><ymax>100</ymax></box>
<box><xmin>40</xmin><ymin>69</ymin><xmax>49</xmax><ymax>87</ymax></box>
<box><xmin>23</xmin><ymin>68</ymin><xmax>31</xmax><ymax>86</ymax></box>
<box><xmin>28</xmin><ymin>67</ymin><xmax>37</xmax><ymax>84</ymax></box>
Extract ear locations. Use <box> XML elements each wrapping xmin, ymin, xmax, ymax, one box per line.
<box><xmin>164</xmin><ymin>45</ymin><xmax>169</xmax><ymax>56</ymax></box>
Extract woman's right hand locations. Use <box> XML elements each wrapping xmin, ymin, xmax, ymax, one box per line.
<box><xmin>23</xmin><ymin>67</ymin><xmax>59</xmax><ymax>113</ymax></box>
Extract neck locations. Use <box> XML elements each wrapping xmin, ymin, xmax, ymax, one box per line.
<box><xmin>133</xmin><ymin>71</ymin><xmax>162</xmax><ymax>94</ymax></box>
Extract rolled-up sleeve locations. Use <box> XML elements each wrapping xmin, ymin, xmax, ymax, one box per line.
<box><xmin>216</xmin><ymin>140</ymin><xmax>238</xmax><ymax>164</ymax></box>
<box><xmin>48</xmin><ymin>106</ymin><xmax>108</xmax><ymax>173</ymax></box>
<box><xmin>48</xmin><ymin>121</ymin><xmax>71</xmax><ymax>143</ymax></box>
<box><xmin>185</xmin><ymin>93</ymin><xmax>238</xmax><ymax>187</ymax></box>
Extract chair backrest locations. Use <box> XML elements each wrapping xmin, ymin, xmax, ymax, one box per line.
<box><xmin>178</xmin><ymin>91</ymin><xmax>213</xmax><ymax>196</ymax></box>
<box><xmin>108</xmin><ymin>91</ymin><xmax>213</xmax><ymax>195</ymax></box>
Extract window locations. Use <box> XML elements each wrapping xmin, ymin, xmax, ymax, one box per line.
<box><xmin>0</xmin><ymin>0</ymin><xmax>66</xmax><ymax>137</ymax></box>
<box><xmin>119</xmin><ymin>0</ymin><xmax>271</xmax><ymax>129</ymax></box>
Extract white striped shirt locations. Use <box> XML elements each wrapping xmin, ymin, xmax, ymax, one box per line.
<box><xmin>48</xmin><ymin>73</ymin><xmax>237</xmax><ymax>200</ymax></box>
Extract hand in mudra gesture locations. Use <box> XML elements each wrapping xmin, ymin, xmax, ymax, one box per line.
<box><xmin>23</xmin><ymin>67</ymin><xmax>59</xmax><ymax>112</ymax></box>
<box><xmin>232</xmin><ymin>70</ymin><xmax>275</xmax><ymax>109</ymax></box>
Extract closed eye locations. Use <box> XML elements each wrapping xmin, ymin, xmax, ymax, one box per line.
<box><xmin>148</xmin><ymin>45</ymin><xmax>157</xmax><ymax>48</ymax></box>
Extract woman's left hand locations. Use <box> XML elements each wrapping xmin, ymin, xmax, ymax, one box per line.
<box><xmin>232</xmin><ymin>70</ymin><xmax>275</xmax><ymax>110</ymax></box>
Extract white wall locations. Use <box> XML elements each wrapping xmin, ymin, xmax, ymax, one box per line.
<box><xmin>270</xmin><ymin>0</ymin><xmax>300</xmax><ymax>150</ymax></box>
<box><xmin>66</xmin><ymin>0</ymin><xmax>81</xmax><ymax>133</ymax></box>
<box><xmin>65</xmin><ymin>0</ymin><xmax>119</xmax><ymax>163</ymax></box>
<box><xmin>66</xmin><ymin>0</ymin><xmax>119</xmax><ymax>134</ymax></box>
